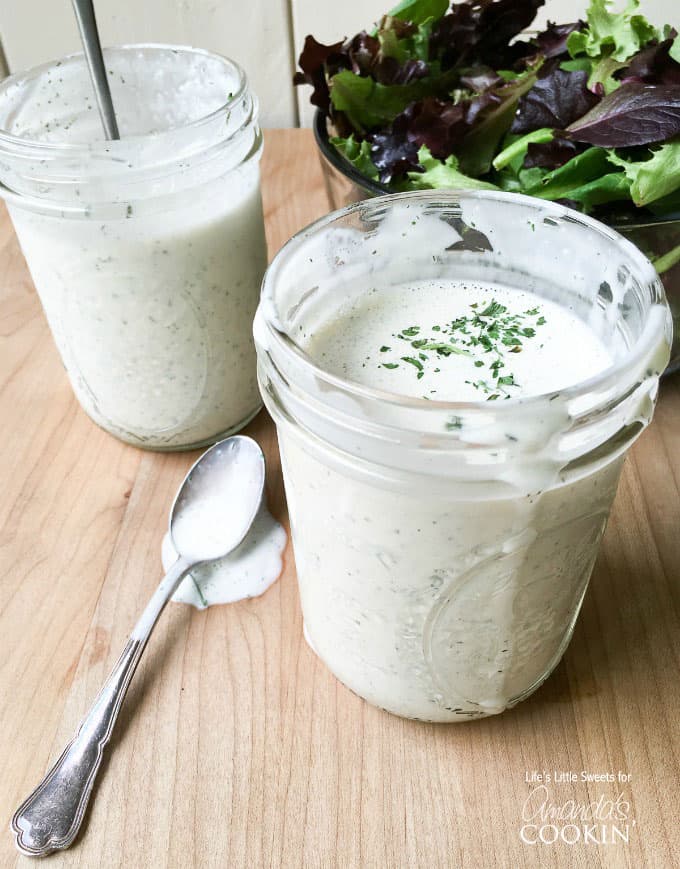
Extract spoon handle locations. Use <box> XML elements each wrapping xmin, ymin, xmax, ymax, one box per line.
<box><xmin>11</xmin><ymin>556</ymin><xmax>191</xmax><ymax>857</ymax></box>
<box><xmin>71</xmin><ymin>0</ymin><xmax>120</xmax><ymax>140</ymax></box>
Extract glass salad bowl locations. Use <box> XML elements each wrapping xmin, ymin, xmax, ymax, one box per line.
<box><xmin>313</xmin><ymin>109</ymin><xmax>680</xmax><ymax>374</ymax></box>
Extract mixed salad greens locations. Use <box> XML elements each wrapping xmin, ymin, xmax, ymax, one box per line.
<box><xmin>294</xmin><ymin>0</ymin><xmax>680</xmax><ymax>217</ymax></box>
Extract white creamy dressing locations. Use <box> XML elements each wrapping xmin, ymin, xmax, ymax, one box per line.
<box><xmin>162</xmin><ymin>506</ymin><xmax>286</xmax><ymax>609</ymax></box>
<box><xmin>1</xmin><ymin>48</ymin><xmax>267</xmax><ymax>448</ymax></box>
<box><xmin>279</xmin><ymin>279</ymin><xmax>621</xmax><ymax>720</ymax></box>
<box><xmin>308</xmin><ymin>280</ymin><xmax>611</xmax><ymax>400</ymax></box>
<box><xmin>284</xmin><ymin>441</ymin><xmax>622</xmax><ymax>718</ymax></box>
<box><xmin>9</xmin><ymin>179</ymin><xmax>267</xmax><ymax>447</ymax></box>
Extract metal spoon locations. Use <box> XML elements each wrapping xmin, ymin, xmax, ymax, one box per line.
<box><xmin>71</xmin><ymin>0</ymin><xmax>120</xmax><ymax>139</ymax></box>
<box><xmin>11</xmin><ymin>435</ymin><xmax>266</xmax><ymax>857</ymax></box>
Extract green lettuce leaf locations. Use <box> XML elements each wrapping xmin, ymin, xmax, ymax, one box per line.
<box><xmin>330</xmin><ymin>134</ymin><xmax>380</xmax><ymax>180</ymax></box>
<box><xmin>378</xmin><ymin>27</ymin><xmax>410</xmax><ymax>64</ymax></box>
<box><xmin>587</xmin><ymin>55</ymin><xmax>627</xmax><ymax>93</ymax></box>
<box><xmin>411</xmin><ymin>20</ymin><xmax>436</xmax><ymax>60</ymax></box>
<box><xmin>388</xmin><ymin>0</ymin><xmax>449</xmax><ymax>26</ymax></box>
<box><xmin>567</xmin><ymin>0</ymin><xmax>659</xmax><ymax>63</ymax></box>
<box><xmin>330</xmin><ymin>71</ymin><xmax>434</xmax><ymax>131</ymax></box>
<box><xmin>560</xmin><ymin>58</ymin><xmax>593</xmax><ymax>74</ymax></box>
<box><xmin>406</xmin><ymin>146</ymin><xmax>499</xmax><ymax>190</ymax></box>
<box><xmin>546</xmin><ymin>172</ymin><xmax>631</xmax><ymax>208</ymax></box>
<box><xmin>329</xmin><ymin>54</ymin><xmax>461</xmax><ymax>131</ymax></box>
<box><xmin>457</xmin><ymin>67</ymin><xmax>540</xmax><ymax>177</ymax></box>
<box><xmin>495</xmin><ymin>166</ymin><xmax>536</xmax><ymax>193</ymax></box>
<box><xmin>396</xmin><ymin>18</ymin><xmax>438</xmax><ymax>62</ymax></box>
<box><xmin>652</xmin><ymin>242</ymin><xmax>680</xmax><ymax>273</ymax></box>
<box><xmin>492</xmin><ymin>128</ymin><xmax>554</xmax><ymax>171</ymax></box>
<box><xmin>671</xmin><ymin>35</ymin><xmax>680</xmax><ymax>64</ymax></box>
<box><xmin>607</xmin><ymin>140</ymin><xmax>680</xmax><ymax>206</ymax></box>
<box><xmin>512</xmin><ymin>147</ymin><xmax>631</xmax><ymax>210</ymax></box>
<box><xmin>520</xmin><ymin>147</ymin><xmax>609</xmax><ymax>192</ymax></box>
<box><xmin>648</xmin><ymin>187</ymin><xmax>680</xmax><ymax>215</ymax></box>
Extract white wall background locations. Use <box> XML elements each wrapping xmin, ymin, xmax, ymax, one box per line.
<box><xmin>0</xmin><ymin>1</ymin><xmax>675</xmax><ymax>127</ymax></box>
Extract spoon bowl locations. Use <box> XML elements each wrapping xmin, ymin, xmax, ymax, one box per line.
<box><xmin>171</xmin><ymin>435</ymin><xmax>265</xmax><ymax>563</ymax></box>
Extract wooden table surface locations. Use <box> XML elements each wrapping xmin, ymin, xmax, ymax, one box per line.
<box><xmin>1</xmin><ymin>129</ymin><xmax>679</xmax><ymax>869</ymax></box>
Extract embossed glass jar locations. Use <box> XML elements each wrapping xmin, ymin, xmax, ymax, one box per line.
<box><xmin>0</xmin><ymin>45</ymin><xmax>267</xmax><ymax>449</ymax></box>
<box><xmin>254</xmin><ymin>191</ymin><xmax>671</xmax><ymax>722</ymax></box>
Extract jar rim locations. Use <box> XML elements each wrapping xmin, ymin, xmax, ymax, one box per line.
<box><xmin>0</xmin><ymin>43</ymin><xmax>248</xmax><ymax>155</ymax></box>
<box><xmin>259</xmin><ymin>189</ymin><xmax>671</xmax><ymax>417</ymax></box>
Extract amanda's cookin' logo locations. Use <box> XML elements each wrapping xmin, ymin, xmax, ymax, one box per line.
<box><xmin>519</xmin><ymin>784</ymin><xmax>636</xmax><ymax>846</ymax></box>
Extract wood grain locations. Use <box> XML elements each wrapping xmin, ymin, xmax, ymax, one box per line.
<box><xmin>0</xmin><ymin>129</ymin><xmax>678</xmax><ymax>869</ymax></box>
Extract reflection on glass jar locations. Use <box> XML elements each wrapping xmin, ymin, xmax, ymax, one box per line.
<box><xmin>611</xmin><ymin>216</ymin><xmax>680</xmax><ymax>374</ymax></box>
<box><xmin>255</xmin><ymin>191</ymin><xmax>671</xmax><ymax>722</ymax></box>
<box><xmin>0</xmin><ymin>45</ymin><xmax>268</xmax><ymax>449</ymax></box>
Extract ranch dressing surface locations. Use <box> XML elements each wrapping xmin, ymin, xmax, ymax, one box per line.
<box><xmin>306</xmin><ymin>280</ymin><xmax>611</xmax><ymax>401</ymax></box>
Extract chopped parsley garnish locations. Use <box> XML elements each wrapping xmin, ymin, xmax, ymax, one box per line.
<box><xmin>479</xmin><ymin>301</ymin><xmax>507</xmax><ymax>318</ymax></box>
<box><xmin>378</xmin><ymin>299</ymin><xmax>547</xmax><ymax>398</ymax></box>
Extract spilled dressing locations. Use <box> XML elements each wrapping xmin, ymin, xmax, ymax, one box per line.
<box><xmin>162</xmin><ymin>503</ymin><xmax>286</xmax><ymax>610</ymax></box>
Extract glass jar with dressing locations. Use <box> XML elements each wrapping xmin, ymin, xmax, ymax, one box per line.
<box><xmin>254</xmin><ymin>191</ymin><xmax>671</xmax><ymax>722</ymax></box>
<box><xmin>0</xmin><ymin>45</ymin><xmax>267</xmax><ymax>449</ymax></box>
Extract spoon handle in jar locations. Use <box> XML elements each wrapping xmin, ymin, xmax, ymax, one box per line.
<box><xmin>11</xmin><ymin>556</ymin><xmax>191</xmax><ymax>857</ymax></box>
<box><xmin>71</xmin><ymin>0</ymin><xmax>120</xmax><ymax>140</ymax></box>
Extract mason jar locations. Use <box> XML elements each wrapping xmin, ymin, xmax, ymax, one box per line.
<box><xmin>0</xmin><ymin>45</ymin><xmax>267</xmax><ymax>449</ymax></box>
<box><xmin>254</xmin><ymin>191</ymin><xmax>671</xmax><ymax>722</ymax></box>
